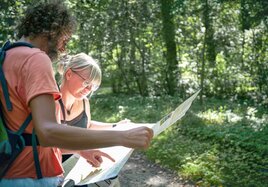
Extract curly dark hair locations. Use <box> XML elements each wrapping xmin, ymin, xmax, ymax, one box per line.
<box><xmin>16</xmin><ymin>0</ymin><xmax>76</xmax><ymax>39</ymax></box>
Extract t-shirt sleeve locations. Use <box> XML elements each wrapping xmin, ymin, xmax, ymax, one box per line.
<box><xmin>21</xmin><ymin>52</ymin><xmax>61</xmax><ymax>106</ymax></box>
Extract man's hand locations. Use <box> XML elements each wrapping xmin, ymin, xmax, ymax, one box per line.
<box><xmin>79</xmin><ymin>150</ymin><xmax>115</xmax><ymax>167</ymax></box>
<box><xmin>123</xmin><ymin>126</ymin><xmax>153</xmax><ymax>149</ymax></box>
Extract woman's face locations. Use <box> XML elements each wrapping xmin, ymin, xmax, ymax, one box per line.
<box><xmin>66</xmin><ymin>69</ymin><xmax>99</xmax><ymax>99</ymax></box>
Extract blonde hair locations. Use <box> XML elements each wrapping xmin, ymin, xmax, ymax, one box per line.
<box><xmin>58</xmin><ymin>53</ymin><xmax>102</xmax><ymax>89</ymax></box>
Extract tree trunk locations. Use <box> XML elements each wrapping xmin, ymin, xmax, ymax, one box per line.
<box><xmin>160</xmin><ymin>0</ymin><xmax>178</xmax><ymax>96</ymax></box>
<box><xmin>200</xmin><ymin>0</ymin><xmax>216</xmax><ymax>98</ymax></box>
<box><xmin>200</xmin><ymin>33</ymin><xmax>206</xmax><ymax>105</ymax></box>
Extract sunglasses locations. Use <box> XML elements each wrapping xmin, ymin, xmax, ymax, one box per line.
<box><xmin>72</xmin><ymin>70</ymin><xmax>99</xmax><ymax>91</ymax></box>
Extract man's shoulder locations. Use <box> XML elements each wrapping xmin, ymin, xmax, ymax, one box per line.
<box><xmin>8</xmin><ymin>46</ymin><xmax>51</xmax><ymax>64</ymax></box>
<box><xmin>11</xmin><ymin>46</ymin><xmax>46</xmax><ymax>57</ymax></box>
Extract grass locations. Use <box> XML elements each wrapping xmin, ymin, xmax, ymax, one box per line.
<box><xmin>90</xmin><ymin>91</ymin><xmax>268</xmax><ymax>187</ymax></box>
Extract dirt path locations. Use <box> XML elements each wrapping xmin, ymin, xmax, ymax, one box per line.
<box><xmin>118</xmin><ymin>151</ymin><xmax>195</xmax><ymax>187</ymax></box>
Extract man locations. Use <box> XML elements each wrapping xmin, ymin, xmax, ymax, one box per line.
<box><xmin>0</xmin><ymin>1</ymin><xmax>153</xmax><ymax>186</ymax></box>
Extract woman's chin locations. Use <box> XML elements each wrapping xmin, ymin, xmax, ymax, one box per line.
<box><xmin>75</xmin><ymin>92</ymin><xmax>89</xmax><ymax>99</ymax></box>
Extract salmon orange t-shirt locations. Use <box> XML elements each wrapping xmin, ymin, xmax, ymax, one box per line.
<box><xmin>0</xmin><ymin>45</ymin><xmax>63</xmax><ymax>179</ymax></box>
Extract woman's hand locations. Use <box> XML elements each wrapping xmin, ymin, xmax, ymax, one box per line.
<box><xmin>79</xmin><ymin>150</ymin><xmax>115</xmax><ymax>167</ymax></box>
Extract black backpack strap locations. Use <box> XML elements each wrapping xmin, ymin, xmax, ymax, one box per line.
<box><xmin>7</xmin><ymin>114</ymin><xmax>41</xmax><ymax>177</ymax></box>
<box><xmin>16</xmin><ymin>114</ymin><xmax>39</xmax><ymax>146</ymax></box>
<box><xmin>4</xmin><ymin>42</ymin><xmax>33</xmax><ymax>51</ymax></box>
<box><xmin>16</xmin><ymin>113</ymin><xmax>33</xmax><ymax>135</ymax></box>
<box><xmin>0</xmin><ymin>47</ymin><xmax>12</xmax><ymax>111</ymax></box>
<box><xmin>22</xmin><ymin>134</ymin><xmax>40</xmax><ymax>146</ymax></box>
<box><xmin>32</xmin><ymin>129</ymin><xmax>42</xmax><ymax>179</ymax></box>
<box><xmin>1</xmin><ymin>104</ymin><xmax>40</xmax><ymax>146</ymax></box>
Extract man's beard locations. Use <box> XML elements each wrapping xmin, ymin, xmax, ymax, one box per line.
<box><xmin>47</xmin><ymin>40</ymin><xmax>60</xmax><ymax>62</ymax></box>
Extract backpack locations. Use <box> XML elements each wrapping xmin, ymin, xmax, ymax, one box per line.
<box><xmin>0</xmin><ymin>41</ymin><xmax>42</xmax><ymax>179</ymax></box>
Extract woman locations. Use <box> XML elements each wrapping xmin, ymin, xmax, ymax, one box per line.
<box><xmin>57</xmin><ymin>53</ymin><xmax>127</xmax><ymax>130</ymax></box>
<box><xmin>57</xmin><ymin>53</ymin><xmax>124</xmax><ymax>186</ymax></box>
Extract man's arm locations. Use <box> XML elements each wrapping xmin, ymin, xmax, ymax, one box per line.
<box><xmin>30</xmin><ymin>94</ymin><xmax>153</xmax><ymax>150</ymax></box>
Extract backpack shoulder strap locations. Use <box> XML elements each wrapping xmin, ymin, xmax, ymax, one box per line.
<box><xmin>3</xmin><ymin>41</ymin><xmax>34</xmax><ymax>51</ymax></box>
<box><xmin>0</xmin><ymin>41</ymin><xmax>42</xmax><ymax>179</ymax></box>
<box><xmin>0</xmin><ymin>41</ymin><xmax>34</xmax><ymax>110</ymax></box>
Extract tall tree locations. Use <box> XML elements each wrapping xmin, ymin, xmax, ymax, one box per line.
<box><xmin>160</xmin><ymin>0</ymin><xmax>179</xmax><ymax>95</ymax></box>
<box><xmin>240</xmin><ymin>0</ymin><xmax>251</xmax><ymax>69</ymax></box>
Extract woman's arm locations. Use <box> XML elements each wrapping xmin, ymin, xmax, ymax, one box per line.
<box><xmin>89</xmin><ymin>120</ymin><xmax>114</xmax><ymax>129</ymax></box>
<box><xmin>84</xmin><ymin>98</ymin><xmax>114</xmax><ymax>129</ymax></box>
<box><xmin>84</xmin><ymin>99</ymin><xmax>130</xmax><ymax>129</ymax></box>
<box><xmin>89</xmin><ymin>119</ymin><xmax>131</xmax><ymax>130</ymax></box>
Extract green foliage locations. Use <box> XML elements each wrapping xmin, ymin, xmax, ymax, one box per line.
<box><xmin>1</xmin><ymin>0</ymin><xmax>267</xmax><ymax>185</ymax></box>
<box><xmin>90</xmin><ymin>90</ymin><xmax>182</xmax><ymax>123</ymax></box>
<box><xmin>91</xmin><ymin>94</ymin><xmax>268</xmax><ymax>186</ymax></box>
<box><xmin>147</xmin><ymin>99</ymin><xmax>268</xmax><ymax>186</ymax></box>
<box><xmin>1</xmin><ymin>0</ymin><xmax>268</xmax><ymax>99</ymax></box>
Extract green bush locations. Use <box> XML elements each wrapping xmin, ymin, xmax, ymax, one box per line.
<box><xmin>90</xmin><ymin>93</ymin><xmax>268</xmax><ymax>187</ymax></box>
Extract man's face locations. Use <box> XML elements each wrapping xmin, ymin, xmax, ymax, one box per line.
<box><xmin>57</xmin><ymin>33</ymin><xmax>71</xmax><ymax>53</ymax></box>
<box><xmin>47</xmin><ymin>32</ymin><xmax>71</xmax><ymax>61</ymax></box>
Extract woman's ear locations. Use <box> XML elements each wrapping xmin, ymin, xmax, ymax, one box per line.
<box><xmin>65</xmin><ymin>69</ymin><xmax>72</xmax><ymax>81</ymax></box>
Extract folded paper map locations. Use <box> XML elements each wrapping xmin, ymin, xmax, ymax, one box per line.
<box><xmin>63</xmin><ymin>90</ymin><xmax>200</xmax><ymax>185</ymax></box>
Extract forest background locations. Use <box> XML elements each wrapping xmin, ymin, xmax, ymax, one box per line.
<box><xmin>1</xmin><ymin>0</ymin><xmax>267</xmax><ymax>186</ymax></box>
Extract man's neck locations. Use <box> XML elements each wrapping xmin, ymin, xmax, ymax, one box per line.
<box><xmin>18</xmin><ymin>36</ymin><xmax>48</xmax><ymax>53</ymax></box>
